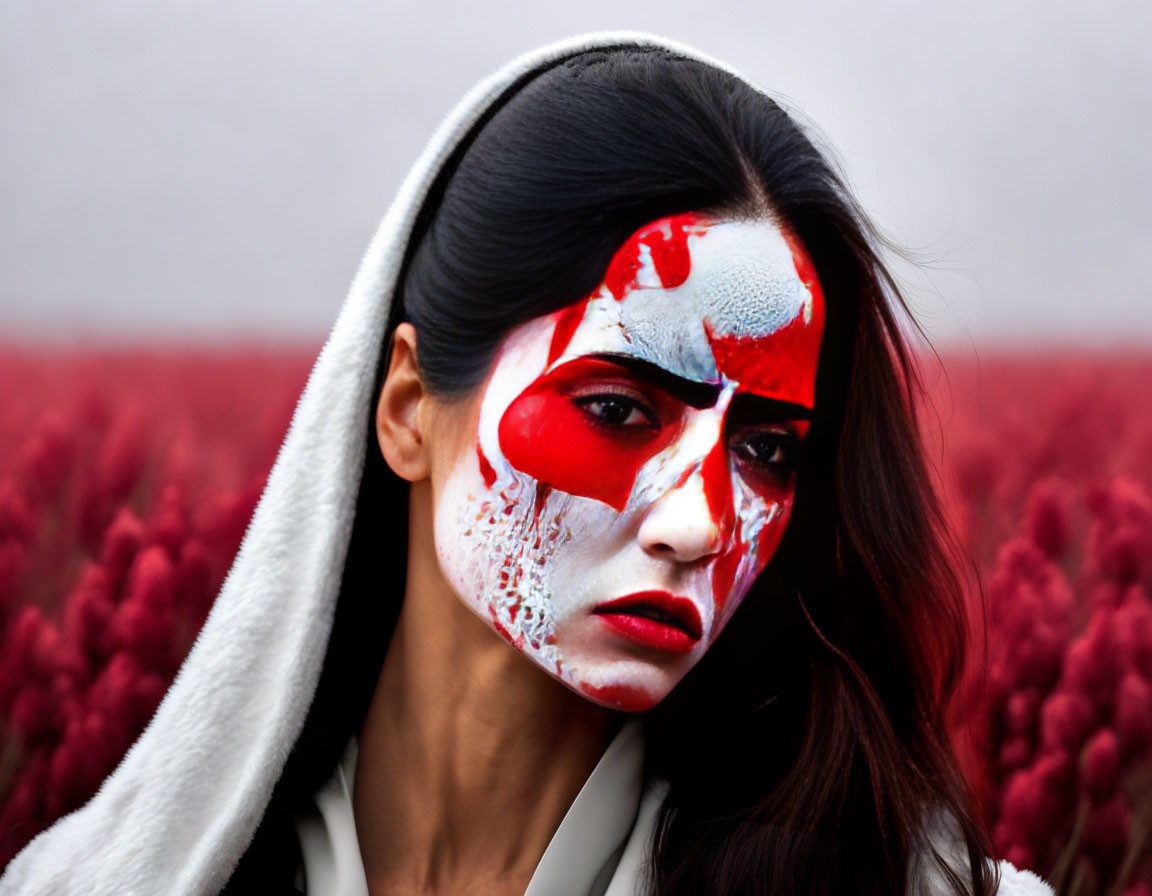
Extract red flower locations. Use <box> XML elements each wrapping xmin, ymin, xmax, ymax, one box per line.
<box><xmin>1081</xmin><ymin>728</ymin><xmax>1121</xmax><ymax>803</ymax></box>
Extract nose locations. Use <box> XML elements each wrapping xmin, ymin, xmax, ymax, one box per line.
<box><xmin>637</xmin><ymin>469</ymin><xmax>724</xmax><ymax>564</ymax></box>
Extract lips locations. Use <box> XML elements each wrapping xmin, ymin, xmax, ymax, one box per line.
<box><xmin>593</xmin><ymin>590</ymin><xmax>703</xmax><ymax>652</ymax></box>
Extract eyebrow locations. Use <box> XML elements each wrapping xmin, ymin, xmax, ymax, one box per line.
<box><xmin>728</xmin><ymin>393</ymin><xmax>812</xmax><ymax>424</ymax></box>
<box><xmin>588</xmin><ymin>352</ymin><xmax>812</xmax><ymax>421</ymax></box>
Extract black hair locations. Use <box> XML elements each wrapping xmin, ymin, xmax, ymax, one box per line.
<box><xmin>224</xmin><ymin>45</ymin><xmax>997</xmax><ymax>895</ymax></box>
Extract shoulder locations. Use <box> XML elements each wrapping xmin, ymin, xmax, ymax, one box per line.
<box><xmin>916</xmin><ymin>857</ymin><xmax>1054</xmax><ymax>895</ymax></box>
<box><xmin>910</xmin><ymin>806</ymin><xmax>1054</xmax><ymax>896</ymax></box>
<box><xmin>609</xmin><ymin>788</ymin><xmax>1054</xmax><ymax>896</ymax></box>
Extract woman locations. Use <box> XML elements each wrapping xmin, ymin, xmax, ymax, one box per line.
<box><xmin>0</xmin><ymin>33</ymin><xmax>1053</xmax><ymax>896</ymax></box>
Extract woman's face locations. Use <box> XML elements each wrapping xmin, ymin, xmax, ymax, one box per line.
<box><xmin>432</xmin><ymin>213</ymin><xmax>824</xmax><ymax>711</ymax></box>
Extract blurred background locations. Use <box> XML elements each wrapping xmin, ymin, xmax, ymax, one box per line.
<box><xmin>2</xmin><ymin>1</ymin><xmax>1150</xmax><ymax>892</ymax></box>
<box><xmin>3</xmin><ymin>0</ymin><xmax>1149</xmax><ymax>347</ymax></box>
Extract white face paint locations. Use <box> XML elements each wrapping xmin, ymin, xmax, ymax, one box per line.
<box><xmin>432</xmin><ymin>213</ymin><xmax>824</xmax><ymax>711</ymax></box>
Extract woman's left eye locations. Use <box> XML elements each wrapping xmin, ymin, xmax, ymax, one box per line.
<box><xmin>731</xmin><ymin>429</ymin><xmax>800</xmax><ymax>478</ymax></box>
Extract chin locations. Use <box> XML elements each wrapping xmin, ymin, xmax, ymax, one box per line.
<box><xmin>559</xmin><ymin>656</ymin><xmax>684</xmax><ymax>712</ymax></box>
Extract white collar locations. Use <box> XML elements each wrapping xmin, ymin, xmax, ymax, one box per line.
<box><xmin>293</xmin><ymin>718</ymin><xmax>1058</xmax><ymax>896</ymax></box>
<box><xmin>295</xmin><ymin>719</ymin><xmax>653</xmax><ymax>896</ymax></box>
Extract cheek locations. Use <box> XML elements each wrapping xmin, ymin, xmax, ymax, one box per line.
<box><xmin>435</xmin><ymin>438</ymin><xmax>633</xmax><ymax>685</ymax></box>
<box><xmin>710</xmin><ymin>487</ymin><xmax>794</xmax><ymax>624</ymax></box>
<box><xmin>497</xmin><ymin>385</ymin><xmax>679</xmax><ymax>512</ymax></box>
<box><xmin>434</xmin><ymin>460</ymin><xmax>575</xmax><ymax>665</ymax></box>
<box><xmin>752</xmin><ymin>497</ymin><xmax>793</xmax><ymax>565</ymax></box>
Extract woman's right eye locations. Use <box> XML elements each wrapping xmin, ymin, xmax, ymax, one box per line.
<box><xmin>573</xmin><ymin>393</ymin><xmax>658</xmax><ymax>429</ymax></box>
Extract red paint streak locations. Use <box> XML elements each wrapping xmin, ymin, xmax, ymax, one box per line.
<box><xmin>547</xmin><ymin>299</ymin><xmax>591</xmax><ymax>367</ymax></box>
<box><xmin>603</xmin><ymin>213</ymin><xmax>711</xmax><ymax>300</ymax></box>
<box><xmin>489</xmin><ymin>603</ymin><xmax>518</xmax><ymax>646</ymax></box>
<box><xmin>699</xmin><ymin>436</ymin><xmax>737</xmax><ymax>614</ymax></box>
<box><xmin>712</xmin><ymin>505</ymin><xmax>792</xmax><ymax>616</ymax></box>
<box><xmin>705</xmin><ymin>309</ymin><xmax>823</xmax><ymax>409</ymax></box>
<box><xmin>498</xmin><ymin>357</ymin><xmax>683</xmax><ymax>511</ymax></box>
<box><xmin>783</xmin><ymin>228</ymin><xmax>823</xmax><ymax>306</ymax></box>
<box><xmin>703</xmin><ymin>229</ymin><xmax>824</xmax><ymax>408</ymax></box>
<box><xmin>531</xmin><ymin>482</ymin><xmax>552</xmax><ymax>524</ymax></box>
<box><xmin>671</xmin><ymin>465</ymin><xmax>694</xmax><ymax>492</ymax></box>
<box><xmin>579</xmin><ymin>681</ymin><xmax>658</xmax><ymax>712</ymax></box>
<box><xmin>541</xmin><ymin>212</ymin><xmax>711</xmax><ymax>368</ymax></box>
<box><xmin>603</xmin><ymin>243</ymin><xmax>639</xmax><ymax>301</ymax></box>
<box><xmin>756</xmin><ymin>507</ymin><xmax>789</xmax><ymax>562</ymax></box>
<box><xmin>476</xmin><ymin>438</ymin><xmax>497</xmax><ymax>488</ymax></box>
<box><xmin>711</xmin><ymin>544</ymin><xmax>742</xmax><ymax>616</ymax></box>
<box><xmin>699</xmin><ymin>437</ymin><xmax>735</xmax><ymax>541</ymax></box>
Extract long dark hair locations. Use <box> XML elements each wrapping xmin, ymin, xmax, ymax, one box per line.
<box><xmin>225</xmin><ymin>45</ymin><xmax>997</xmax><ymax>895</ymax></box>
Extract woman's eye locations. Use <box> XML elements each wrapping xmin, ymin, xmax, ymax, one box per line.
<box><xmin>574</xmin><ymin>394</ymin><xmax>656</xmax><ymax>429</ymax></box>
<box><xmin>732</xmin><ymin>430</ymin><xmax>800</xmax><ymax>478</ymax></box>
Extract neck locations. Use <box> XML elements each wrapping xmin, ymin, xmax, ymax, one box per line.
<box><xmin>353</xmin><ymin>480</ymin><xmax>615</xmax><ymax>896</ymax></box>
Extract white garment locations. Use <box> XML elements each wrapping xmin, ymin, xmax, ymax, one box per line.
<box><xmin>294</xmin><ymin>721</ymin><xmax>658</xmax><ymax>896</ymax></box>
<box><xmin>0</xmin><ymin>29</ymin><xmax>1056</xmax><ymax>896</ymax></box>
<box><xmin>293</xmin><ymin>718</ymin><xmax>1053</xmax><ymax>896</ymax></box>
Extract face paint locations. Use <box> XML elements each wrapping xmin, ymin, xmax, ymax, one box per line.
<box><xmin>433</xmin><ymin>213</ymin><xmax>824</xmax><ymax>711</ymax></box>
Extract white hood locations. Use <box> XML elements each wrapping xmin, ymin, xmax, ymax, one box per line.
<box><xmin>0</xmin><ymin>31</ymin><xmax>740</xmax><ymax>896</ymax></box>
<box><xmin>0</xmin><ymin>31</ymin><xmax>1053</xmax><ymax>896</ymax></box>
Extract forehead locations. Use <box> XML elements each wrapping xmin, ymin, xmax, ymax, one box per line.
<box><xmin>550</xmin><ymin>214</ymin><xmax>824</xmax><ymax>406</ymax></box>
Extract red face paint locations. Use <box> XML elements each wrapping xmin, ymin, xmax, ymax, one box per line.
<box><xmin>577</xmin><ymin>680</ymin><xmax>655</xmax><ymax>712</ymax></box>
<box><xmin>543</xmin><ymin>216</ymin><xmax>708</xmax><ymax>375</ymax></box>
<box><xmin>547</xmin><ymin>298</ymin><xmax>591</xmax><ymax>368</ymax></box>
<box><xmin>441</xmin><ymin>214</ymin><xmax>824</xmax><ymax>716</ymax></box>
<box><xmin>704</xmin><ymin>229</ymin><xmax>824</xmax><ymax>408</ymax></box>
<box><xmin>705</xmin><ymin>310</ymin><xmax>823</xmax><ymax>408</ymax></box>
<box><xmin>711</xmin><ymin>544</ymin><xmax>743</xmax><ymax>616</ymax></box>
<box><xmin>603</xmin><ymin>212</ymin><xmax>709</xmax><ymax>299</ymax></box>
<box><xmin>476</xmin><ymin>438</ymin><xmax>497</xmax><ymax>489</ymax></box>
<box><xmin>699</xmin><ymin>434</ymin><xmax>736</xmax><ymax>540</ymax></box>
<box><xmin>498</xmin><ymin>357</ymin><xmax>684</xmax><ymax>512</ymax></box>
<box><xmin>698</xmin><ymin>434</ymin><xmax>738</xmax><ymax>612</ymax></box>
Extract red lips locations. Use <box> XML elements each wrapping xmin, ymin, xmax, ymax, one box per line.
<box><xmin>593</xmin><ymin>590</ymin><xmax>703</xmax><ymax>652</ymax></box>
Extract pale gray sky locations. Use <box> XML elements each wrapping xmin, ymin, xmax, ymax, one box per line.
<box><xmin>2</xmin><ymin>0</ymin><xmax>1149</xmax><ymax>347</ymax></box>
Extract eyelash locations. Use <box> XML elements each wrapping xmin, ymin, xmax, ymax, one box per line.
<box><xmin>730</xmin><ymin>428</ymin><xmax>802</xmax><ymax>482</ymax></box>
<box><xmin>572</xmin><ymin>387</ymin><xmax>659</xmax><ymax>430</ymax></box>
<box><xmin>574</xmin><ymin>388</ymin><xmax>803</xmax><ymax>477</ymax></box>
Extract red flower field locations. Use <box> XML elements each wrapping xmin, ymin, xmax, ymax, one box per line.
<box><xmin>0</xmin><ymin>346</ymin><xmax>1149</xmax><ymax>893</ymax></box>
<box><xmin>927</xmin><ymin>355</ymin><xmax>1152</xmax><ymax>895</ymax></box>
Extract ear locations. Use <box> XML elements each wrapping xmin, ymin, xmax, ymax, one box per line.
<box><xmin>375</xmin><ymin>323</ymin><xmax>431</xmax><ymax>482</ymax></box>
